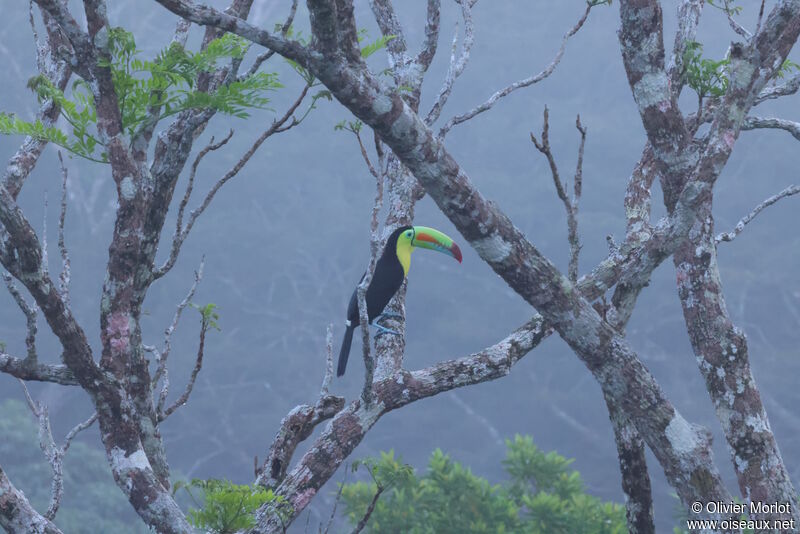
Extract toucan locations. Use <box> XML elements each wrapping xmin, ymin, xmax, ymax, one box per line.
<box><xmin>337</xmin><ymin>225</ymin><xmax>463</xmax><ymax>377</ymax></box>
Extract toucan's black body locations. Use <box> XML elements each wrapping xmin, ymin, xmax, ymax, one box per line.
<box><xmin>337</xmin><ymin>226</ymin><xmax>409</xmax><ymax>377</ymax></box>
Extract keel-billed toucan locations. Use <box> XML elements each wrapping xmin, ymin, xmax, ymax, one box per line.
<box><xmin>337</xmin><ymin>225</ymin><xmax>462</xmax><ymax>377</ymax></box>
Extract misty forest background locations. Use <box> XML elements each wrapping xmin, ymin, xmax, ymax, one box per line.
<box><xmin>1</xmin><ymin>1</ymin><xmax>798</xmax><ymax>532</ymax></box>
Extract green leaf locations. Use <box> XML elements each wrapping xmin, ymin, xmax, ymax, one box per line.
<box><xmin>361</xmin><ymin>34</ymin><xmax>397</xmax><ymax>59</ymax></box>
<box><xmin>174</xmin><ymin>478</ymin><xmax>277</xmax><ymax>534</ymax></box>
<box><xmin>2</xmin><ymin>28</ymin><xmax>285</xmax><ymax>161</ymax></box>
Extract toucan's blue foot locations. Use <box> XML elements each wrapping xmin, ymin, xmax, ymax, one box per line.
<box><xmin>377</xmin><ymin>311</ymin><xmax>404</xmax><ymax>321</ymax></box>
<box><xmin>372</xmin><ymin>323</ymin><xmax>400</xmax><ymax>337</ymax></box>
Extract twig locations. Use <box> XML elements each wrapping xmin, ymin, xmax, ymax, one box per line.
<box><xmin>322</xmin><ymin>465</ymin><xmax>348</xmax><ymax>534</ymax></box>
<box><xmin>56</xmin><ymin>152</ymin><xmax>70</xmax><ymax>305</ymax></box>
<box><xmin>154</xmin><ymin>257</ymin><xmax>205</xmax><ymax>415</ymax></box>
<box><xmin>350</xmin><ymin>485</ymin><xmax>385</xmax><ymax>534</ymax></box>
<box><xmin>320</xmin><ymin>324</ymin><xmax>334</xmax><ymax>397</ymax></box>
<box><xmin>240</xmin><ymin>0</ymin><xmax>298</xmax><ymax>80</ymax></box>
<box><xmin>424</xmin><ymin>0</ymin><xmax>474</xmax><ymax>126</ymax></box>
<box><xmin>755</xmin><ymin>73</ymin><xmax>800</xmax><ymax>104</ymax></box>
<box><xmin>160</xmin><ymin>302</ymin><xmax>210</xmax><ymax>421</ymax></box>
<box><xmin>530</xmin><ymin>107</ymin><xmax>584</xmax><ymax>282</ymax></box>
<box><xmin>721</xmin><ymin>0</ymin><xmax>751</xmax><ymax>39</ymax></box>
<box><xmin>755</xmin><ymin>0</ymin><xmax>766</xmax><ymax>35</ymax></box>
<box><xmin>354</xmin><ymin>129</ymin><xmax>380</xmax><ymax>180</ymax></box>
<box><xmin>155</xmin><ymin>132</ymin><xmax>233</xmax><ymax>279</ymax></box>
<box><xmin>3</xmin><ymin>273</ymin><xmax>38</xmax><ymax>361</ymax></box>
<box><xmin>41</xmin><ymin>190</ymin><xmax>48</xmax><ymax>276</ymax></box>
<box><xmin>18</xmin><ymin>379</ymin><xmax>96</xmax><ymax>520</ymax></box>
<box><xmin>715</xmin><ymin>185</ymin><xmax>799</xmax><ymax>243</ymax></box>
<box><xmin>438</xmin><ymin>3</ymin><xmax>593</xmax><ymax>136</ymax></box>
<box><xmin>156</xmin><ymin>83</ymin><xmax>311</xmax><ymax>278</ymax></box>
<box><xmin>358</xmin><ymin>147</ymin><xmax>385</xmax><ymax>407</ymax></box>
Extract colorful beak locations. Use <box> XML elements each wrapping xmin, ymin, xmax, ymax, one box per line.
<box><xmin>410</xmin><ymin>226</ymin><xmax>462</xmax><ymax>263</ymax></box>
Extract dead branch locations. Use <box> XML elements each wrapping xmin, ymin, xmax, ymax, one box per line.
<box><xmin>716</xmin><ymin>184</ymin><xmax>800</xmax><ymax>243</ymax></box>
<box><xmin>154</xmin><ymin>257</ymin><xmax>205</xmax><ymax>416</ymax></box>
<box><xmin>357</xmin><ymin>155</ymin><xmax>384</xmax><ymax>406</ymax></box>
<box><xmin>240</xmin><ymin>0</ymin><xmax>298</xmax><ymax>80</ymax></box>
<box><xmin>160</xmin><ymin>301</ymin><xmax>210</xmax><ymax>421</ymax></box>
<box><xmin>3</xmin><ymin>272</ymin><xmax>38</xmax><ymax>361</ymax></box>
<box><xmin>424</xmin><ymin>0</ymin><xmax>474</xmax><ymax>126</ymax></box>
<box><xmin>19</xmin><ymin>379</ymin><xmax>97</xmax><ymax>520</ymax></box>
<box><xmin>0</xmin><ymin>464</ymin><xmax>63</xmax><ymax>534</ymax></box>
<box><xmin>350</xmin><ymin>485</ymin><xmax>384</xmax><ymax>534</ymax></box>
<box><xmin>743</xmin><ymin>115</ymin><xmax>800</xmax><ymax>141</ymax></box>
<box><xmin>530</xmin><ymin>107</ymin><xmax>584</xmax><ymax>282</ymax></box>
<box><xmin>155</xmin><ymin>83</ymin><xmax>311</xmax><ymax>279</ymax></box>
<box><xmin>56</xmin><ymin>152</ymin><xmax>70</xmax><ymax>305</ymax></box>
<box><xmin>438</xmin><ymin>3</ymin><xmax>594</xmax><ymax>136</ymax></box>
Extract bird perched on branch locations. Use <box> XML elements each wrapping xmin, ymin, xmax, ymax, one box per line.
<box><xmin>337</xmin><ymin>225</ymin><xmax>462</xmax><ymax>377</ymax></box>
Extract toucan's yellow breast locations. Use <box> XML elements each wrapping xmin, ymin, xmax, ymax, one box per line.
<box><xmin>396</xmin><ymin>239</ymin><xmax>412</xmax><ymax>276</ymax></box>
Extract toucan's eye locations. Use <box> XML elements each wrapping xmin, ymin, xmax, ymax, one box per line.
<box><xmin>406</xmin><ymin>231</ymin><xmax>412</xmax><ymax>237</ymax></box>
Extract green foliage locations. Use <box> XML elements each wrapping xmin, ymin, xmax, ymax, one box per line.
<box><xmin>682</xmin><ymin>41</ymin><xmax>730</xmax><ymax>101</ymax></box>
<box><xmin>0</xmin><ymin>29</ymin><xmax>282</xmax><ymax>162</ymax></box>
<box><xmin>776</xmin><ymin>59</ymin><xmax>800</xmax><ymax>79</ymax></box>
<box><xmin>340</xmin><ymin>435</ymin><xmax>626</xmax><ymax>534</ymax></box>
<box><xmin>191</xmin><ymin>302</ymin><xmax>221</xmax><ymax>331</ymax></box>
<box><xmin>706</xmin><ymin>0</ymin><xmax>743</xmax><ymax>16</ymax></box>
<box><xmin>358</xmin><ymin>30</ymin><xmax>397</xmax><ymax>59</ymax></box>
<box><xmin>173</xmin><ymin>478</ymin><xmax>277</xmax><ymax>534</ymax></box>
<box><xmin>334</xmin><ymin>119</ymin><xmax>363</xmax><ymax>134</ymax></box>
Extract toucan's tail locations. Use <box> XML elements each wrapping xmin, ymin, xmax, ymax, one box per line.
<box><xmin>337</xmin><ymin>325</ymin><xmax>355</xmax><ymax>377</ymax></box>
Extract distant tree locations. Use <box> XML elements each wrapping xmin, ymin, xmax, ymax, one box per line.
<box><xmin>340</xmin><ymin>436</ymin><xmax>626</xmax><ymax>534</ymax></box>
<box><xmin>1</xmin><ymin>1</ymin><xmax>800</xmax><ymax>533</ymax></box>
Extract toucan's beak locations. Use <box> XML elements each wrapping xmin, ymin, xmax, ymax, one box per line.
<box><xmin>410</xmin><ymin>226</ymin><xmax>462</xmax><ymax>263</ymax></box>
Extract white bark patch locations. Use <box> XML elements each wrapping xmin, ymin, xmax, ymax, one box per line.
<box><xmin>735</xmin><ymin>454</ymin><xmax>749</xmax><ymax>473</ymax></box>
<box><xmin>120</xmin><ymin>176</ymin><xmax>136</xmax><ymax>201</ymax></box>
<box><xmin>110</xmin><ymin>447</ymin><xmax>149</xmax><ymax>474</ymax></box>
<box><xmin>736</xmin><ymin>377</ymin><xmax>745</xmax><ymax>394</ymax></box>
<box><xmin>372</xmin><ymin>93</ymin><xmax>393</xmax><ymax>116</ymax></box>
<box><xmin>745</xmin><ymin>414</ymin><xmax>768</xmax><ymax>433</ymax></box>
<box><xmin>665</xmin><ymin>413</ymin><xmax>699</xmax><ymax>456</ymax></box>
<box><xmin>632</xmin><ymin>72</ymin><xmax>670</xmax><ymax>109</ymax></box>
<box><xmin>390</xmin><ymin>111</ymin><xmax>415</xmax><ymax>141</ymax></box>
<box><xmin>472</xmin><ymin>234</ymin><xmax>512</xmax><ymax>263</ymax></box>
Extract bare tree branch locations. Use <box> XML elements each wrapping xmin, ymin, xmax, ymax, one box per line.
<box><xmin>0</xmin><ymin>464</ymin><xmax>63</xmax><ymax>534</ymax></box>
<box><xmin>257</xmin><ymin>317</ymin><xmax>550</xmax><ymax>531</ymax></box>
<box><xmin>755</xmin><ymin>72</ymin><xmax>800</xmax><ymax>103</ymax></box>
<box><xmin>529</xmin><ymin>107</ymin><xmax>585</xmax><ymax>282</ymax></box>
<box><xmin>155</xmin><ymin>83</ymin><xmax>310</xmax><ymax>279</ymax></box>
<box><xmin>437</xmin><ymin>3</ymin><xmax>593</xmax><ymax>136</ymax></box>
<box><xmin>160</xmin><ymin>300</ymin><xmax>210</xmax><ymax>421</ymax></box>
<box><xmin>425</xmin><ymin>0</ymin><xmax>474</xmax><ymax>126</ymax></box>
<box><xmin>350</xmin><ymin>485</ymin><xmax>384</xmax><ymax>534</ymax></box>
<box><xmin>416</xmin><ymin>0</ymin><xmax>441</xmax><ymax>70</ymax></box>
<box><xmin>19</xmin><ymin>379</ymin><xmax>97</xmax><ymax>520</ymax></box>
<box><xmin>716</xmin><ymin>184</ymin><xmax>800</xmax><ymax>243</ymax></box>
<box><xmin>357</xmin><ymin>139</ymin><xmax>385</xmax><ymax>406</ymax></box>
<box><xmin>240</xmin><ymin>0</ymin><xmax>299</xmax><ymax>80</ymax></box>
<box><xmin>56</xmin><ymin>152</ymin><xmax>70</xmax><ymax>306</ymax></box>
<box><xmin>3</xmin><ymin>272</ymin><xmax>39</xmax><ymax>361</ymax></box>
<box><xmin>743</xmin><ymin>115</ymin><xmax>800</xmax><ymax>141</ymax></box>
<box><xmin>667</xmin><ymin>0</ymin><xmax>704</xmax><ymax>91</ymax></box>
<box><xmin>0</xmin><ymin>353</ymin><xmax>78</xmax><ymax>385</ymax></box>
<box><xmin>2</xmin><ymin>1</ymin><xmax>71</xmax><ymax>200</ymax></box>
<box><xmin>153</xmin><ymin>258</ymin><xmax>205</xmax><ymax>416</ymax></box>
